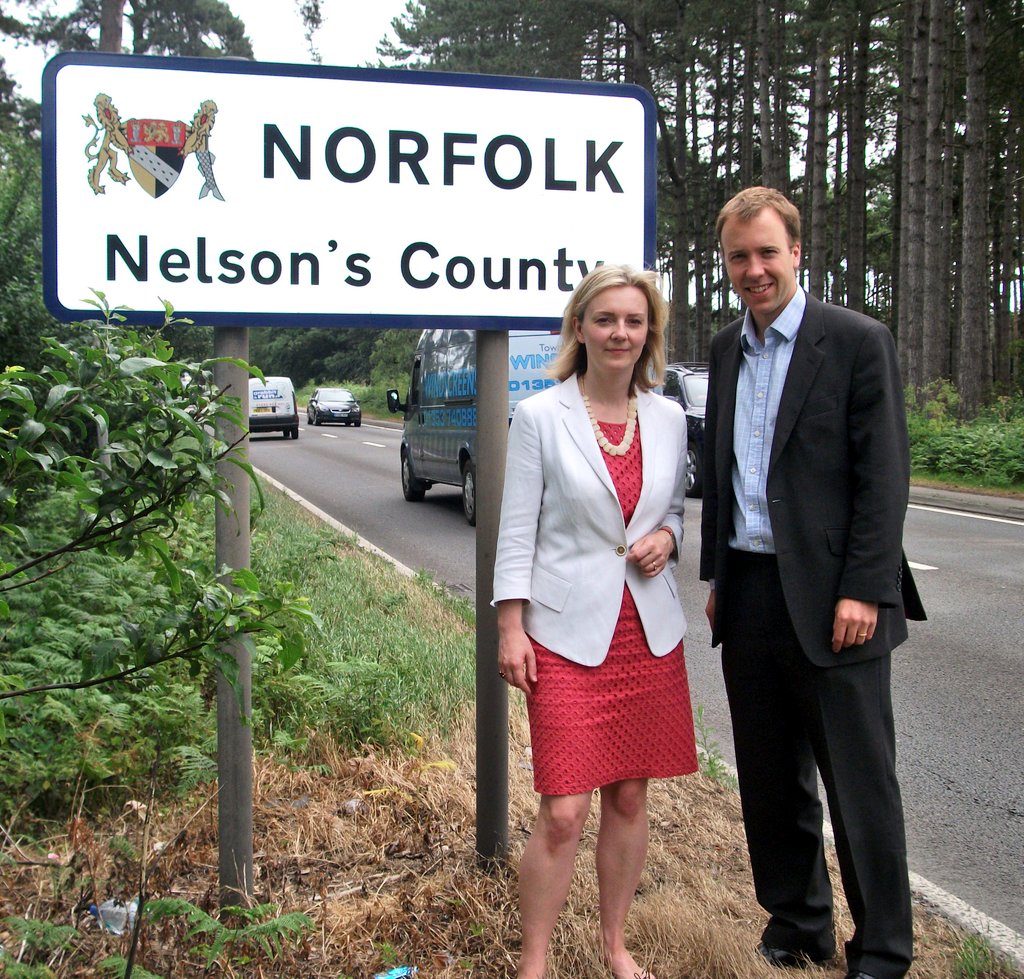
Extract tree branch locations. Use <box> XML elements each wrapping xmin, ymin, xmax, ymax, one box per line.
<box><xmin>1</xmin><ymin>431</ymin><xmax>246</xmax><ymax>587</ymax></box>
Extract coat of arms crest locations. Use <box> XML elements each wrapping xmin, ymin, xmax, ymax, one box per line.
<box><xmin>84</xmin><ymin>94</ymin><xmax>225</xmax><ymax>201</ymax></box>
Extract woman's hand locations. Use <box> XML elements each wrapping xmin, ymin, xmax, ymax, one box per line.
<box><xmin>627</xmin><ymin>527</ymin><xmax>674</xmax><ymax>578</ymax></box>
<box><xmin>496</xmin><ymin>599</ymin><xmax>537</xmax><ymax>694</ymax></box>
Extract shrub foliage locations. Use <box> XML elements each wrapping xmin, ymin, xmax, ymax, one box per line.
<box><xmin>0</xmin><ymin>300</ymin><xmax>315</xmax><ymax>817</ymax></box>
<box><xmin>906</xmin><ymin>381</ymin><xmax>1024</xmax><ymax>488</ymax></box>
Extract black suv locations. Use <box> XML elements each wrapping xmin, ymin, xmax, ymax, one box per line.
<box><xmin>661</xmin><ymin>363</ymin><xmax>708</xmax><ymax>497</ymax></box>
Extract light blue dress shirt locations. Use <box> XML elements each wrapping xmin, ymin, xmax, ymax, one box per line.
<box><xmin>729</xmin><ymin>288</ymin><xmax>806</xmax><ymax>553</ymax></box>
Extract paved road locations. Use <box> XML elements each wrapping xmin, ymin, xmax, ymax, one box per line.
<box><xmin>251</xmin><ymin>421</ymin><xmax>478</xmax><ymax>596</ymax></box>
<box><xmin>250</xmin><ymin>420</ymin><xmax>1024</xmax><ymax>941</ymax></box>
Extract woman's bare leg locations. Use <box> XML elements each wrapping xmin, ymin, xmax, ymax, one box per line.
<box><xmin>597</xmin><ymin>779</ymin><xmax>653</xmax><ymax>979</ymax></box>
<box><xmin>516</xmin><ymin>791</ymin><xmax>593</xmax><ymax>979</ymax></box>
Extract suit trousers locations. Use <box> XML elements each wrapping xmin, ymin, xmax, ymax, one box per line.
<box><xmin>720</xmin><ymin>549</ymin><xmax>913</xmax><ymax>979</ymax></box>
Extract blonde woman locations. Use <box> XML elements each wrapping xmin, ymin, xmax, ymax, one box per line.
<box><xmin>494</xmin><ymin>264</ymin><xmax>698</xmax><ymax>979</ymax></box>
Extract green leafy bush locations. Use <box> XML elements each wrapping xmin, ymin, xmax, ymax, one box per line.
<box><xmin>0</xmin><ymin>491</ymin><xmax>216</xmax><ymax>818</ymax></box>
<box><xmin>906</xmin><ymin>384</ymin><xmax>1024</xmax><ymax>488</ymax></box>
<box><xmin>0</xmin><ymin>306</ymin><xmax>316</xmax><ymax>818</ymax></box>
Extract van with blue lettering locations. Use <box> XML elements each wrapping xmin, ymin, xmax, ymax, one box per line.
<box><xmin>248</xmin><ymin>375</ymin><xmax>299</xmax><ymax>440</ymax></box>
<box><xmin>386</xmin><ymin>329</ymin><xmax>558</xmax><ymax>525</ymax></box>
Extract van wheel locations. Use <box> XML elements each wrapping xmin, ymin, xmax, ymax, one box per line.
<box><xmin>685</xmin><ymin>443</ymin><xmax>703</xmax><ymax>498</ymax></box>
<box><xmin>401</xmin><ymin>451</ymin><xmax>426</xmax><ymax>502</ymax></box>
<box><xmin>462</xmin><ymin>461</ymin><xmax>477</xmax><ymax>526</ymax></box>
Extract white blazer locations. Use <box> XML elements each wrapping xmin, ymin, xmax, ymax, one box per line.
<box><xmin>492</xmin><ymin>377</ymin><xmax>688</xmax><ymax>666</ymax></box>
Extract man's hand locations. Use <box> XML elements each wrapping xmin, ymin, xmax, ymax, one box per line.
<box><xmin>832</xmin><ymin>597</ymin><xmax>878</xmax><ymax>653</ymax></box>
<box><xmin>705</xmin><ymin>589</ymin><xmax>716</xmax><ymax>632</ymax></box>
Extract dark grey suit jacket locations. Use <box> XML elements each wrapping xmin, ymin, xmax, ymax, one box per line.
<box><xmin>699</xmin><ymin>293</ymin><xmax>925</xmax><ymax>668</ymax></box>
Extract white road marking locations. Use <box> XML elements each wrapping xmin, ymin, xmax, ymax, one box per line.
<box><xmin>908</xmin><ymin>561</ymin><xmax>938</xmax><ymax>571</ymax></box>
<box><xmin>363</xmin><ymin>441</ymin><xmax>386</xmax><ymax>448</ymax></box>
<box><xmin>909</xmin><ymin>503</ymin><xmax>1024</xmax><ymax>527</ymax></box>
<box><xmin>319</xmin><ymin>433</ymin><xmax>338</xmax><ymax>439</ymax></box>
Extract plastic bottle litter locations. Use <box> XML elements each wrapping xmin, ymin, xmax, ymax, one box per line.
<box><xmin>88</xmin><ymin>898</ymin><xmax>138</xmax><ymax>936</ymax></box>
<box><xmin>373</xmin><ymin>968</ymin><xmax>418</xmax><ymax>978</ymax></box>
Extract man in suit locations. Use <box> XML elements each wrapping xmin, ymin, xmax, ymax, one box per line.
<box><xmin>700</xmin><ymin>187</ymin><xmax>926</xmax><ymax>979</ymax></box>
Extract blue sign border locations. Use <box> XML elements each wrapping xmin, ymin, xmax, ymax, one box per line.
<box><xmin>42</xmin><ymin>52</ymin><xmax>657</xmax><ymax>331</ymax></box>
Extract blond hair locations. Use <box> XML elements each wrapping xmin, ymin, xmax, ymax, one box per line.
<box><xmin>716</xmin><ymin>186</ymin><xmax>802</xmax><ymax>246</ymax></box>
<box><xmin>549</xmin><ymin>264</ymin><xmax>668</xmax><ymax>392</ymax></box>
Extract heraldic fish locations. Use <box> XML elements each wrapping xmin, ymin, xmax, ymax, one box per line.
<box><xmin>196</xmin><ymin>150</ymin><xmax>225</xmax><ymax>201</ymax></box>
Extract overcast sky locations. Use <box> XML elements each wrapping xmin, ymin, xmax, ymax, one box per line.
<box><xmin>1</xmin><ymin>0</ymin><xmax>410</xmax><ymax>101</ymax></box>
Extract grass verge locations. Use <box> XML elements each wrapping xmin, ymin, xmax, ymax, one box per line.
<box><xmin>0</xmin><ymin>482</ymin><xmax>1018</xmax><ymax>977</ymax></box>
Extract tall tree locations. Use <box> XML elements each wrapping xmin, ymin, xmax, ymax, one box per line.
<box><xmin>807</xmin><ymin>33</ymin><xmax>829</xmax><ymax>299</ymax></box>
<box><xmin>992</xmin><ymin>107</ymin><xmax>1019</xmax><ymax>390</ymax></box>
<box><xmin>958</xmin><ymin>0</ymin><xmax>990</xmax><ymax>415</ymax></box>
<box><xmin>379</xmin><ymin>0</ymin><xmax>1024</xmax><ymax>405</ymax></box>
<box><xmin>99</xmin><ymin>0</ymin><xmax>124</xmax><ymax>51</ymax></box>
<box><xmin>898</xmin><ymin>0</ymin><xmax>929</xmax><ymax>386</ymax></box>
<box><xmin>845</xmin><ymin>0</ymin><xmax>871</xmax><ymax>314</ymax></box>
<box><xmin>921</xmin><ymin>0</ymin><xmax>951</xmax><ymax>383</ymax></box>
<box><xmin>756</xmin><ymin>0</ymin><xmax>777</xmax><ymax>187</ymax></box>
<box><xmin>0</xmin><ymin>130</ymin><xmax>61</xmax><ymax>370</ymax></box>
<box><xmin>30</xmin><ymin>0</ymin><xmax>253</xmax><ymax>58</ymax></box>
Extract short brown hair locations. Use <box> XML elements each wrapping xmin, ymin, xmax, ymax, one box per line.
<box><xmin>549</xmin><ymin>264</ymin><xmax>668</xmax><ymax>392</ymax></box>
<box><xmin>716</xmin><ymin>186</ymin><xmax>801</xmax><ymax>246</ymax></box>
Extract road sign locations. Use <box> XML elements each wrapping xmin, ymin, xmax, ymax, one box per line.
<box><xmin>43</xmin><ymin>53</ymin><xmax>656</xmax><ymax>329</ymax></box>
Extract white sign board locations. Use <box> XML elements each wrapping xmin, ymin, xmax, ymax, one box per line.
<box><xmin>42</xmin><ymin>53</ymin><xmax>656</xmax><ymax>329</ymax></box>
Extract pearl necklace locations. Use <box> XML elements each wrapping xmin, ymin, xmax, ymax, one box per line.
<box><xmin>581</xmin><ymin>382</ymin><xmax>638</xmax><ymax>457</ymax></box>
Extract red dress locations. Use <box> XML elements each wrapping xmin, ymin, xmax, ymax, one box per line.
<box><xmin>526</xmin><ymin>419</ymin><xmax>698</xmax><ymax>795</ymax></box>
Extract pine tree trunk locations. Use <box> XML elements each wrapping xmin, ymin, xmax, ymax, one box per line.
<box><xmin>670</xmin><ymin>54</ymin><xmax>691</xmax><ymax>363</ymax></box>
<box><xmin>993</xmin><ymin>105</ymin><xmax>1018</xmax><ymax>390</ymax></box>
<box><xmin>773</xmin><ymin>1</ymin><xmax>790</xmax><ymax>190</ymax></box>
<box><xmin>99</xmin><ymin>0</ymin><xmax>125</xmax><ymax>52</ymax></box>
<box><xmin>831</xmin><ymin>50</ymin><xmax>846</xmax><ymax>305</ymax></box>
<box><xmin>702</xmin><ymin>37</ymin><xmax>724</xmax><ymax>356</ymax></box>
<box><xmin>900</xmin><ymin>0</ymin><xmax>929</xmax><ymax>389</ymax></box>
<box><xmin>846</xmin><ymin>1</ymin><xmax>871</xmax><ymax>314</ymax></box>
<box><xmin>958</xmin><ymin>0</ymin><xmax>991</xmax><ymax>416</ymax></box>
<box><xmin>921</xmin><ymin>0</ymin><xmax>951</xmax><ymax>383</ymax></box>
<box><xmin>808</xmin><ymin>37</ymin><xmax>829</xmax><ymax>299</ymax></box>
<box><xmin>756</xmin><ymin>0</ymin><xmax>775</xmax><ymax>186</ymax></box>
<box><xmin>690</xmin><ymin>63</ymin><xmax>709</xmax><ymax>354</ymax></box>
<box><xmin>741</xmin><ymin>18</ymin><xmax>757</xmax><ymax>187</ymax></box>
<box><xmin>722</xmin><ymin>41</ymin><xmax>738</xmax><ymax>327</ymax></box>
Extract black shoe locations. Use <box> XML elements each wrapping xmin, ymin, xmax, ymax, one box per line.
<box><xmin>844</xmin><ymin>973</ymin><xmax>880</xmax><ymax>979</ymax></box>
<box><xmin>757</xmin><ymin>942</ymin><xmax>833</xmax><ymax>969</ymax></box>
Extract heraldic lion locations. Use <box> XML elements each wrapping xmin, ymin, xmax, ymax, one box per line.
<box><xmin>83</xmin><ymin>93</ymin><xmax>131</xmax><ymax>195</ymax></box>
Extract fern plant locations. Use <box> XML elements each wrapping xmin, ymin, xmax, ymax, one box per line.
<box><xmin>141</xmin><ymin>898</ymin><xmax>314</xmax><ymax>970</ymax></box>
<box><xmin>1</xmin><ymin>915</ymin><xmax>78</xmax><ymax>976</ymax></box>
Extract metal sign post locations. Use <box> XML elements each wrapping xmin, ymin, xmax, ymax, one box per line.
<box><xmin>213</xmin><ymin>326</ymin><xmax>252</xmax><ymax>905</ymax></box>
<box><xmin>474</xmin><ymin>330</ymin><xmax>510</xmax><ymax>860</ymax></box>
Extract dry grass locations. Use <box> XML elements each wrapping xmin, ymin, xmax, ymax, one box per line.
<box><xmin>0</xmin><ymin>703</ymin><xmax>1010</xmax><ymax>978</ymax></box>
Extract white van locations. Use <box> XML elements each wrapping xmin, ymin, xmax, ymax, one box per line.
<box><xmin>248</xmin><ymin>376</ymin><xmax>299</xmax><ymax>440</ymax></box>
<box><xmin>386</xmin><ymin>329</ymin><xmax>559</xmax><ymax>525</ymax></box>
